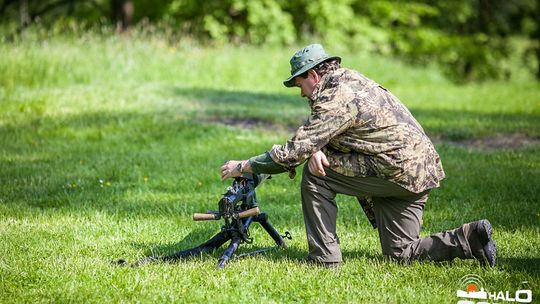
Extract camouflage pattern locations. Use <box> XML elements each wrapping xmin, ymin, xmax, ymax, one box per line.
<box><xmin>270</xmin><ymin>68</ymin><xmax>445</xmax><ymax>194</ymax></box>
<box><xmin>357</xmin><ymin>197</ymin><xmax>377</xmax><ymax>229</ymax></box>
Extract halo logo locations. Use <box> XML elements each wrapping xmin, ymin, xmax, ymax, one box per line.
<box><xmin>456</xmin><ymin>275</ymin><xmax>533</xmax><ymax>304</ymax></box>
<box><xmin>457</xmin><ymin>274</ymin><xmax>488</xmax><ymax>300</ymax></box>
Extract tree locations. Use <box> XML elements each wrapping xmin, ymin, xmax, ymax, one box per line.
<box><xmin>0</xmin><ymin>0</ymin><xmax>537</xmax><ymax>81</ymax></box>
<box><xmin>110</xmin><ymin>0</ymin><xmax>133</xmax><ymax>32</ymax></box>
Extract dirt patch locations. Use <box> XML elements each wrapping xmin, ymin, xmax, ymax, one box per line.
<box><xmin>209</xmin><ymin>117</ymin><xmax>274</xmax><ymax>129</ymax></box>
<box><xmin>439</xmin><ymin>133</ymin><xmax>540</xmax><ymax>151</ymax></box>
<box><xmin>205</xmin><ymin>117</ymin><xmax>297</xmax><ymax>133</ymax></box>
<box><xmin>208</xmin><ymin>117</ymin><xmax>539</xmax><ymax>151</ymax></box>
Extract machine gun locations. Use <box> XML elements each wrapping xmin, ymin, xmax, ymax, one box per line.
<box><xmin>121</xmin><ymin>173</ymin><xmax>290</xmax><ymax>269</ymax></box>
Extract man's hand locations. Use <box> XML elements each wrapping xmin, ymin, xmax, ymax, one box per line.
<box><xmin>308</xmin><ymin>151</ymin><xmax>329</xmax><ymax>176</ymax></box>
<box><xmin>220</xmin><ymin>160</ymin><xmax>250</xmax><ymax>181</ymax></box>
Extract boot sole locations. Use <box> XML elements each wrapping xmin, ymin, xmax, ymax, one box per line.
<box><xmin>480</xmin><ymin>219</ymin><xmax>496</xmax><ymax>267</ymax></box>
<box><xmin>479</xmin><ymin>219</ymin><xmax>493</xmax><ymax>245</ymax></box>
<box><xmin>483</xmin><ymin>240</ymin><xmax>497</xmax><ymax>267</ymax></box>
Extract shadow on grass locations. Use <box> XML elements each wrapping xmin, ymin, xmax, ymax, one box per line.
<box><xmin>126</xmin><ymin>234</ymin><xmax>499</xmax><ymax>270</ymax></box>
<box><xmin>0</xmin><ymin>87</ymin><xmax>539</xmax><ymax>232</ymax></box>
<box><xmin>130</xmin><ymin>227</ymin><xmax>220</xmax><ymax>257</ymax></box>
<box><xmin>127</xmin><ymin>233</ymin><xmax>386</xmax><ymax>267</ymax></box>
<box><xmin>169</xmin><ymin>86</ymin><xmax>540</xmax><ymax>140</ymax></box>
<box><xmin>498</xmin><ymin>257</ymin><xmax>540</xmax><ymax>275</ymax></box>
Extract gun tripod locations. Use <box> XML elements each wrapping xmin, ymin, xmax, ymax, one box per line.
<box><xmin>124</xmin><ymin>174</ymin><xmax>290</xmax><ymax>269</ymax></box>
<box><xmin>163</xmin><ymin>211</ymin><xmax>290</xmax><ymax>268</ymax></box>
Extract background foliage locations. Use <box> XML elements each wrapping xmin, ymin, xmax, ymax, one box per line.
<box><xmin>1</xmin><ymin>0</ymin><xmax>539</xmax><ymax>82</ymax></box>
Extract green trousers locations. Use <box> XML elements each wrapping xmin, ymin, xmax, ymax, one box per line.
<box><xmin>301</xmin><ymin>166</ymin><xmax>472</xmax><ymax>263</ymax></box>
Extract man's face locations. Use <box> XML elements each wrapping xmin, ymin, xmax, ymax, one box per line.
<box><xmin>294</xmin><ymin>70</ymin><xmax>319</xmax><ymax>100</ymax></box>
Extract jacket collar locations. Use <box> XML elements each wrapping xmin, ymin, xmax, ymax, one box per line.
<box><xmin>311</xmin><ymin>68</ymin><xmax>344</xmax><ymax>102</ymax></box>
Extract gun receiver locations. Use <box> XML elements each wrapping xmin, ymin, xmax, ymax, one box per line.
<box><xmin>192</xmin><ymin>173</ymin><xmax>269</xmax><ymax>221</ymax></box>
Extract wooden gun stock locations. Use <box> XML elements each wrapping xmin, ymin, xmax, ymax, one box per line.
<box><xmin>238</xmin><ymin>207</ymin><xmax>260</xmax><ymax>218</ymax></box>
<box><xmin>192</xmin><ymin>207</ymin><xmax>260</xmax><ymax>221</ymax></box>
<box><xmin>192</xmin><ymin>213</ymin><xmax>219</xmax><ymax>221</ymax></box>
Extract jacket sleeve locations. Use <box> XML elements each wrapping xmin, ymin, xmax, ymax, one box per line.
<box><xmin>248</xmin><ymin>152</ymin><xmax>288</xmax><ymax>174</ymax></box>
<box><xmin>270</xmin><ymin>86</ymin><xmax>356</xmax><ymax>168</ymax></box>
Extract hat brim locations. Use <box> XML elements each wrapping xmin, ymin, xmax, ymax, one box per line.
<box><xmin>283</xmin><ymin>56</ymin><xmax>341</xmax><ymax>87</ymax></box>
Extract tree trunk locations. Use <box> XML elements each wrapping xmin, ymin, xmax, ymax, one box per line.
<box><xmin>67</xmin><ymin>0</ymin><xmax>75</xmax><ymax>15</ymax></box>
<box><xmin>535</xmin><ymin>37</ymin><xmax>540</xmax><ymax>81</ymax></box>
<box><xmin>19</xmin><ymin>0</ymin><xmax>30</xmax><ymax>28</ymax></box>
<box><xmin>111</xmin><ymin>0</ymin><xmax>134</xmax><ymax>32</ymax></box>
<box><xmin>477</xmin><ymin>0</ymin><xmax>492</xmax><ymax>34</ymax></box>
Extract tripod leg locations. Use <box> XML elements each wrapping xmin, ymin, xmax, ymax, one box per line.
<box><xmin>255</xmin><ymin>213</ymin><xmax>288</xmax><ymax>247</ymax></box>
<box><xmin>162</xmin><ymin>230</ymin><xmax>230</xmax><ymax>262</ymax></box>
<box><xmin>217</xmin><ymin>237</ymin><xmax>242</xmax><ymax>269</ymax></box>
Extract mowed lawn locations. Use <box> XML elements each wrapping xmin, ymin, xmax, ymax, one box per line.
<box><xmin>0</xmin><ymin>35</ymin><xmax>539</xmax><ymax>303</ymax></box>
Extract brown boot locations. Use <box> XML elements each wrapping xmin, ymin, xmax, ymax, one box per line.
<box><xmin>464</xmin><ymin>219</ymin><xmax>497</xmax><ymax>267</ymax></box>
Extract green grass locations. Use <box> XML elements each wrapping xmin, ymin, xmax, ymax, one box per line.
<box><xmin>1</xmin><ymin>34</ymin><xmax>539</xmax><ymax>303</ymax></box>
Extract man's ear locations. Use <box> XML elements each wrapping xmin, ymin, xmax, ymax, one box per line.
<box><xmin>308</xmin><ymin>69</ymin><xmax>321</xmax><ymax>83</ymax></box>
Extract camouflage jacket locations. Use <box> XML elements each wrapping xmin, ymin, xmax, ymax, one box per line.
<box><xmin>270</xmin><ymin>68</ymin><xmax>445</xmax><ymax>194</ymax></box>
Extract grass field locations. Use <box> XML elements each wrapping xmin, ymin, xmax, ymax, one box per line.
<box><xmin>1</xmin><ymin>34</ymin><xmax>539</xmax><ymax>303</ymax></box>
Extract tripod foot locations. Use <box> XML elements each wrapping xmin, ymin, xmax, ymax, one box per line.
<box><xmin>217</xmin><ymin>237</ymin><xmax>241</xmax><ymax>269</ymax></box>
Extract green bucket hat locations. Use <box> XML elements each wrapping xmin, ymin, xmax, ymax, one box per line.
<box><xmin>283</xmin><ymin>44</ymin><xmax>341</xmax><ymax>87</ymax></box>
